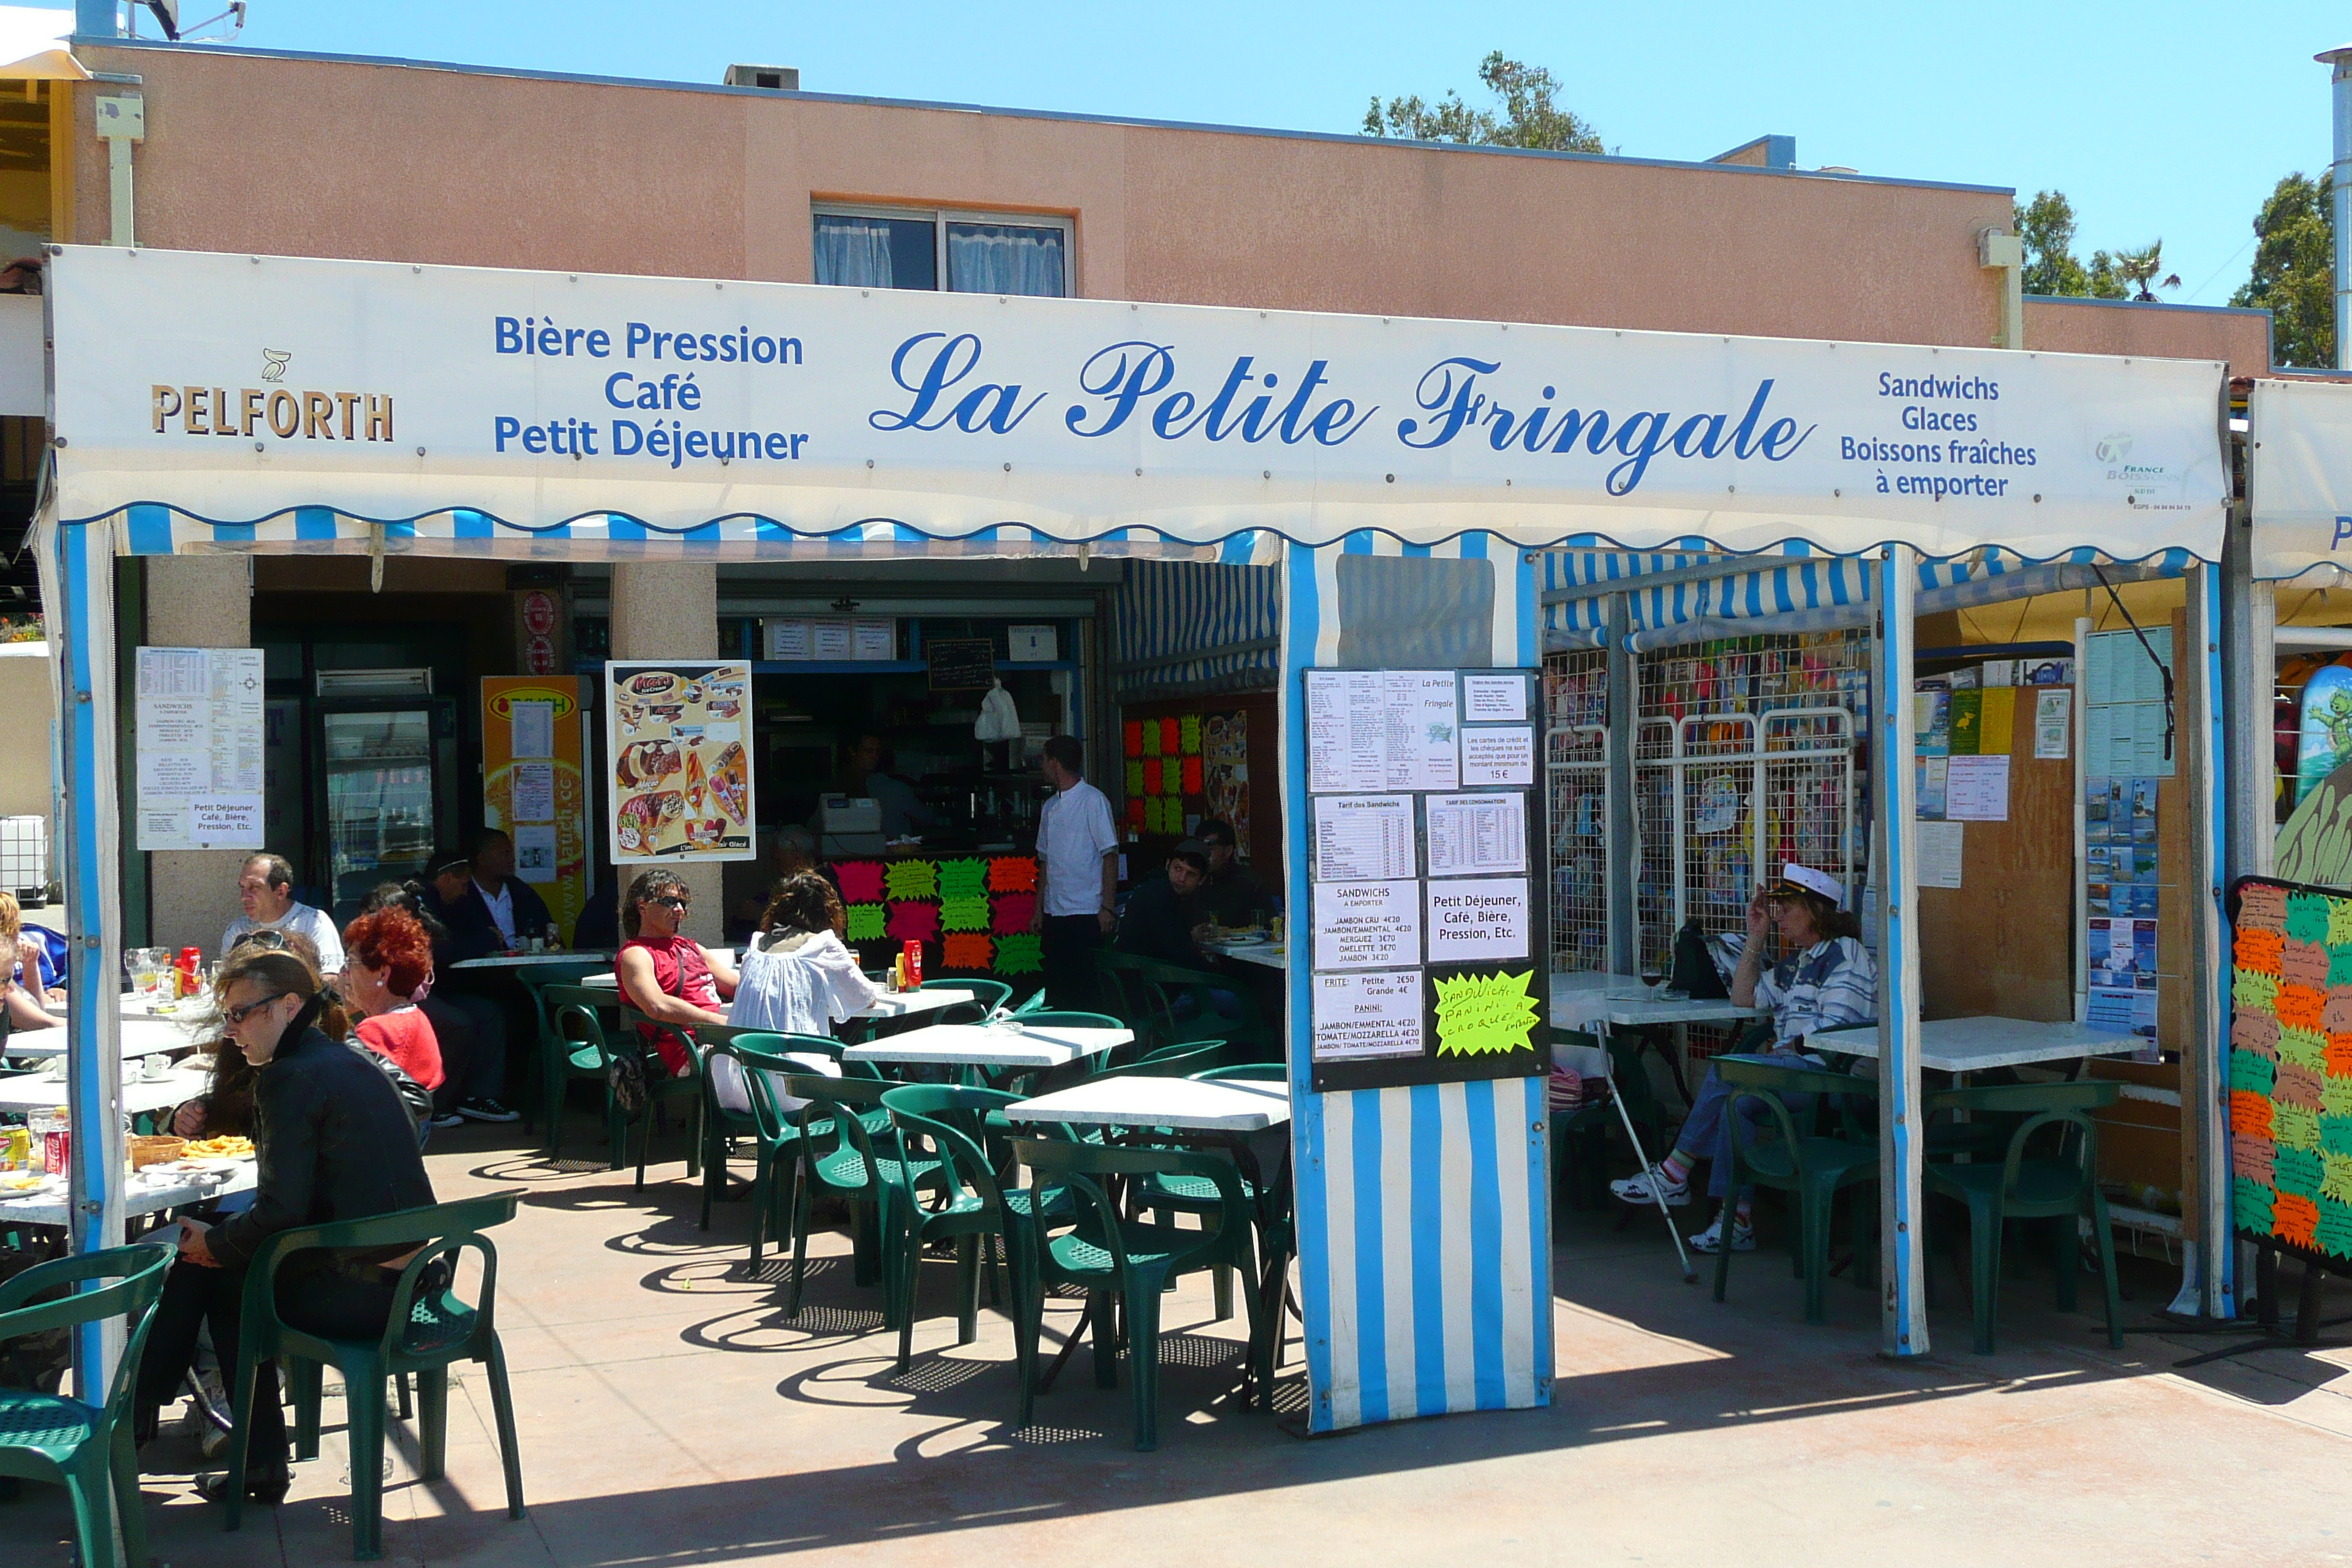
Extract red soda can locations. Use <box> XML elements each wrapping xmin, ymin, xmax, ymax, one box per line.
<box><xmin>902</xmin><ymin>940</ymin><xmax>922</xmax><ymax>987</ymax></box>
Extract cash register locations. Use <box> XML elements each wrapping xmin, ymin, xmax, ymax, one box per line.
<box><xmin>816</xmin><ymin>795</ymin><xmax>885</xmax><ymax>857</ymax></box>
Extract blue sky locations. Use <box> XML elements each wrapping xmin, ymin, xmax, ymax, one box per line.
<box><xmin>116</xmin><ymin>2</ymin><xmax>2352</xmax><ymax>308</ymax></box>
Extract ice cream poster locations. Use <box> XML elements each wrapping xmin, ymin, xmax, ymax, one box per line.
<box><xmin>604</xmin><ymin>660</ymin><xmax>755</xmax><ymax>861</ymax></box>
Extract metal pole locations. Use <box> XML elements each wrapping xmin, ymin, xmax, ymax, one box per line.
<box><xmin>2323</xmin><ymin>46</ymin><xmax>2352</xmax><ymax>370</ymax></box>
<box><xmin>1873</xmin><ymin>546</ymin><xmax>1927</xmax><ymax>1356</ymax></box>
<box><xmin>2184</xmin><ymin>562</ymin><xmax>2234</xmax><ymax>1319</ymax></box>
<box><xmin>1605</xmin><ymin>593</ymin><xmax>1637</xmax><ymax>976</ymax></box>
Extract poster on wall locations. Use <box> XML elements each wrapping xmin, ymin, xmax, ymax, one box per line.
<box><xmin>483</xmin><ymin>676</ymin><xmax>591</xmax><ymax>941</ymax></box>
<box><xmin>135</xmin><ymin>645</ymin><xmax>265</xmax><ymax>851</ymax></box>
<box><xmin>1204</xmin><ymin>710</ymin><xmax>1250</xmax><ymax>850</ymax></box>
<box><xmin>604</xmin><ymin>660</ymin><xmax>754</xmax><ymax>861</ymax></box>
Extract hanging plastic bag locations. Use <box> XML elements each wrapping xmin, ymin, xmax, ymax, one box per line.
<box><xmin>974</xmin><ymin>679</ymin><xmax>1022</xmax><ymax>742</ymax></box>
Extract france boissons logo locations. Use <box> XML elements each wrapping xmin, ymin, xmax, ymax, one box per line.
<box><xmin>2094</xmin><ymin>431</ymin><xmax>2134</xmax><ymax>464</ymax></box>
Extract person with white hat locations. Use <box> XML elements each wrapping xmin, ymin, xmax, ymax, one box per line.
<box><xmin>1610</xmin><ymin>862</ymin><xmax>1877</xmax><ymax>1254</ymax></box>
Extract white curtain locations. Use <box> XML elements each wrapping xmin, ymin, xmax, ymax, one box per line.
<box><xmin>813</xmin><ymin>216</ymin><xmax>897</xmax><ymax>288</ymax></box>
<box><xmin>946</xmin><ymin>222</ymin><xmax>1066</xmax><ymax>297</ymax></box>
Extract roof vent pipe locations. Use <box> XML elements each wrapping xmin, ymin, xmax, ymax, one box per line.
<box><xmin>2319</xmin><ymin>43</ymin><xmax>2352</xmax><ymax>369</ymax></box>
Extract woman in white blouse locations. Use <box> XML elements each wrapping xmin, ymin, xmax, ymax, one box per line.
<box><xmin>712</xmin><ymin>872</ymin><xmax>879</xmax><ymax>1114</ymax></box>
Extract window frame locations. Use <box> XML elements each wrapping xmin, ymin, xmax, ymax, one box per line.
<box><xmin>809</xmin><ymin>202</ymin><xmax>1076</xmax><ymax>298</ymax></box>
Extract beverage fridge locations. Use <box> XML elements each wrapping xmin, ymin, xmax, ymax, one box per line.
<box><xmin>306</xmin><ymin>669</ymin><xmax>461</xmax><ymax>919</ymax></box>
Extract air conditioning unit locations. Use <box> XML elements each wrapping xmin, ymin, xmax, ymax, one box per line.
<box><xmin>725</xmin><ymin>64</ymin><xmax>799</xmax><ymax>91</ymax></box>
<box><xmin>314</xmin><ymin>668</ymin><xmax>434</xmax><ymax>698</ymax></box>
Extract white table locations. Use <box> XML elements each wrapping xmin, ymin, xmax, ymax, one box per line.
<box><xmin>1551</xmin><ymin>972</ymin><xmax>1769</xmax><ymax>1033</ymax></box>
<box><xmin>1006</xmin><ymin>1076</ymin><xmax>1289</xmax><ymax>1133</ymax></box>
<box><xmin>845</xmin><ymin>1020</ymin><xmax>1131</xmax><ymax>1070</ymax></box>
<box><xmin>1199</xmin><ymin>937</ymin><xmax>1286</xmax><ymax>972</ymax></box>
<box><xmin>581</xmin><ymin>972</ymin><xmax>979</xmax><ymax>1025</ymax></box>
<box><xmin>448</xmin><ymin>949</ymin><xmax>619</xmax><ymax>971</ymax></box>
<box><xmin>0</xmin><ymin>1158</ymin><xmax>257</xmax><ymax>1231</ymax></box>
<box><xmin>4</xmin><ymin>1015</ymin><xmax>208</xmax><ymax>1061</ymax></box>
<box><xmin>1811</xmin><ymin>1016</ymin><xmax>2140</xmax><ymax>1075</ymax></box>
<box><xmin>0</xmin><ymin>1063</ymin><xmax>209</xmax><ymax>1116</ymax></box>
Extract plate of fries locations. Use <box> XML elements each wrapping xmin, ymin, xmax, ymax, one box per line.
<box><xmin>184</xmin><ymin>1135</ymin><xmax>255</xmax><ymax>1160</ymax></box>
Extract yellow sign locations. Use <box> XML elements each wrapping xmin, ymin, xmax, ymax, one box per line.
<box><xmin>482</xmin><ymin>676</ymin><xmax>589</xmax><ymax>942</ymax></box>
<box><xmin>1433</xmin><ymin>969</ymin><xmax>1539</xmax><ymax>1057</ymax></box>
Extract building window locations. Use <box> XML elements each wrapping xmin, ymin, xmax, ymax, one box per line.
<box><xmin>812</xmin><ymin>206</ymin><xmax>1071</xmax><ymax>297</ymax></box>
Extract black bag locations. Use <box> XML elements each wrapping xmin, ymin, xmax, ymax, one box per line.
<box><xmin>607</xmin><ymin>1039</ymin><xmax>649</xmax><ymax>1117</ymax></box>
<box><xmin>1670</xmin><ymin>919</ymin><xmax>1730</xmax><ymax>1000</ymax></box>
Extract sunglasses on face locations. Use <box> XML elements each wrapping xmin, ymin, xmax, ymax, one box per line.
<box><xmin>647</xmin><ymin>895</ymin><xmax>690</xmax><ymax>911</ymax></box>
<box><xmin>223</xmin><ymin>992</ymin><xmax>291</xmax><ymax>1025</ymax></box>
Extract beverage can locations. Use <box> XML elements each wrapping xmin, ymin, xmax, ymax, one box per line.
<box><xmin>4</xmin><ymin>1126</ymin><xmax>27</xmax><ymax>1171</ymax></box>
<box><xmin>42</xmin><ymin>1106</ymin><xmax>69</xmax><ymax>1175</ymax></box>
<box><xmin>903</xmin><ymin>940</ymin><xmax>922</xmax><ymax>988</ymax></box>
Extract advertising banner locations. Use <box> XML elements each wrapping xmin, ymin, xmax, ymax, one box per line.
<box><xmin>49</xmin><ymin>246</ymin><xmax>2225</xmax><ymax>562</ymax></box>
<box><xmin>480</xmin><ymin>676</ymin><xmax>590</xmax><ymax>941</ymax></box>
<box><xmin>603</xmin><ymin>660</ymin><xmax>753</xmax><ymax>862</ymax></box>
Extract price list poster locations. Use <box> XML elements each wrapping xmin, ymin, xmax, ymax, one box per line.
<box><xmin>1304</xmin><ymin>667</ymin><xmax>1549</xmax><ymax>1092</ymax></box>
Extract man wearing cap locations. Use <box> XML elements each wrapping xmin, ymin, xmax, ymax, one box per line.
<box><xmin>1610</xmin><ymin>862</ymin><xmax>1877</xmax><ymax>1255</ymax></box>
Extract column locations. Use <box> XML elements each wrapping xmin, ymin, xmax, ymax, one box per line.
<box><xmin>611</xmin><ymin>562</ymin><xmax>723</xmax><ymax>940</ymax></box>
<box><xmin>1873</xmin><ymin>546</ymin><xmax>1927</xmax><ymax>1355</ymax></box>
<box><xmin>144</xmin><ymin>555</ymin><xmax>251</xmax><ymax>952</ymax></box>
<box><xmin>2184</xmin><ymin>562</ymin><xmax>2233</xmax><ymax>1316</ymax></box>
<box><xmin>1605</xmin><ymin>593</ymin><xmax>1638</xmax><ymax>976</ymax></box>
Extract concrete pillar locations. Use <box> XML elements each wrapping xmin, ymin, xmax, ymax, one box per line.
<box><xmin>144</xmin><ymin>555</ymin><xmax>250</xmax><ymax>953</ymax></box>
<box><xmin>611</xmin><ymin>562</ymin><xmax>724</xmax><ymax>943</ymax></box>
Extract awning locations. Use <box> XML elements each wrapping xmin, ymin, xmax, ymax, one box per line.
<box><xmin>49</xmin><ymin>246</ymin><xmax>2231</xmax><ymax>563</ymax></box>
<box><xmin>2247</xmin><ymin>376</ymin><xmax>2352</xmax><ymax>581</ymax></box>
<box><xmin>1541</xmin><ymin>545</ymin><xmax>2196</xmax><ymax>650</ymax></box>
<box><xmin>0</xmin><ymin>7</ymin><xmax>86</xmax><ymax>79</ymax></box>
<box><xmin>1112</xmin><ymin>557</ymin><xmax>1280</xmax><ymax>700</ymax></box>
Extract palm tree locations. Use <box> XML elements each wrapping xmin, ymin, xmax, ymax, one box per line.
<box><xmin>2112</xmin><ymin>241</ymin><xmax>2182</xmax><ymax>303</ymax></box>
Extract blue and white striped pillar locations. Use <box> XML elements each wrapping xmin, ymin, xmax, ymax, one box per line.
<box><xmin>35</xmin><ymin>510</ymin><xmax>129</xmax><ymax>1398</ymax></box>
<box><xmin>1281</xmin><ymin>532</ymin><xmax>1553</xmax><ymax>1431</ymax></box>
<box><xmin>1873</xmin><ymin>545</ymin><xmax>1927</xmax><ymax>1355</ymax></box>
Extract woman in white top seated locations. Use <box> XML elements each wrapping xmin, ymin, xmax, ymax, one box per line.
<box><xmin>712</xmin><ymin>871</ymin><xmax>881</xmax><ymax>1114</ymax></box>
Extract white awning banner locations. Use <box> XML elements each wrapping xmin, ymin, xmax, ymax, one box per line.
<box><xmin>2247</xmin><ymin>376</ymin><xmax>2352</xmax><ymax>581</ymax></box>
<box><xmin>48</xmin><ymin>246</ymin><xmax>2228</xmax><ymax>560</ymax></box>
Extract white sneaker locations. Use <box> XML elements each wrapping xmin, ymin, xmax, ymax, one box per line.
<box><xmin>1609</xmin><ymin>1166</ymin><xmax>1691</xmax><ymax>1207</ymax></box>
<box><xmin>1688</xmin><ymin>1213</ymin><xmax>1756</xmax><ymax>1254</ymax></box>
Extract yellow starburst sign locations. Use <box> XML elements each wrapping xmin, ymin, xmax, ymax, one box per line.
<box><xmin>1433</xmin><ymin>969</ymin><xmax>1539</xmax><ymax>1057</ymax></box>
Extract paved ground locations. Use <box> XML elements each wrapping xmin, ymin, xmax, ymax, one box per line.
<box><xmin>10</xmin><ymin>1116</ymin><xmax>2352</xmax><ymax>1567</ymax></box>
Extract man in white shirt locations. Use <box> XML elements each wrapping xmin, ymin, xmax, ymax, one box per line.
<box><xmin>219</xmin><ymin>853</ymin><xmax>346</xmax><ymax>974</ymax></box>
<box><xmin>1030</xmin><ymin>735</ymin><xmax>1118</xmax><ymax>1008</ymax></box>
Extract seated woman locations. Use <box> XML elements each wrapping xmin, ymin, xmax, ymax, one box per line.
<box><xmin>1610</xmin><ymin>864</ymin><xmax>1877</xmax><ymax>1255</ymax></box>
<box><xmin>341</xmin><ymin>905</ymin><xmax>447</xmax><ymax>1097</ymax></box>
<box><xmin>0</xmin><ymin>891</ymin><xmax>62</xmax><ymax>1033</ymax></box>
<box><xmin>614</xmin><ymin>870</ymin><xmax>739</xmax><ymax>1085</ymax></box>
<box><xmin>135</xmin><ymin>945</ymin><xmax>436</xmax><ymax>1503</ymax></box>
<box><xmin>358</xmin><ymin>881</ymin><xmax>516</xmax><ymax>1127</ymax></box>
<box><xmin>716</xmin><ymin>871</ymin><xmax>878</xmax><ymax>1112</ymax></box>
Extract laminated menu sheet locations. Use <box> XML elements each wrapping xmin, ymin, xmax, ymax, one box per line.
<box><xmin>135</xmin><ymin>646</ymin><xmax>265</xmax><ymax>851</ymax></box>
<box><xmin>1306</xmin><ymin>669</ymin><xmax>1459</xmax><ymax>793</ymax></box>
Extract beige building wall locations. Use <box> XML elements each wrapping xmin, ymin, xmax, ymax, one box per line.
<box><xmin>609</xmin><ymin>562</ymin><xmax>723</xmax><ymax>945</ymax></box>
<box><xmin>0</xmin><ymin>643</ymin><xmax>53</xmax><ymax>889</ymax></box>
<box><xmin>143</xmin><ymin>554</ymin><xmax>251</xmax><ymax>952</ymax></box>
<box><xmin>2024</xmin><ymin>296</ymin><xmax>2272</xmax><ymax>380</ymax></box>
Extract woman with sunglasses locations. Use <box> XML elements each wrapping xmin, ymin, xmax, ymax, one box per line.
<box><xmin>135</xmin><ymin>944</ymin><xmax>435</xmax><ymax>1503</ymax></box>
<box><xmin>615</xmin><ymin>870</ymin><xmax>739</xmax><ymax>1081</ymax></box>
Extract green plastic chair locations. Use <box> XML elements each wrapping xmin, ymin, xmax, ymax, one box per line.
<box><xmin>1010</xmin><ymin>1137</ymin><xmax>1268</xmax><ymax>1450</ymax></box>
<box><xmin>224</xmin><ymin>1193</ymin><xmax>525</xmax><ymax>1560</ymax></box>
<box><xmin>704</xmin><ymin>1039</ymin><xmax>880</xmax><ymax>1266</ymax></box>
<box><xmin>1101</xmin><ymin>951</ymin><xmax>1273</xmax><ymax>1055</ymax></box>
<box><xmin>698</xmin><ymin>1031</ymin><xmax>863</xmax><ymax>1233</ymax></box>
<box><xmin>615</xmin><ymin>1006</ymin><xmax>709</xmax><ymax>1188</ymax></box>
<box><xmin>540</xmin><ymin>984</ymin><xmax>633</xmax><ymax>1163</ymax></box>
<box><xmin>1711</xmin><ymin>1056</ymin><xmax>1882</xmax><ymax>1324</ymax></box>
<box><xmin>879</xmin><ymin>1085</ymin><xmax>1043</xmax><ymax>1373</ymax></box>
<box><xmin>1129</xmin><ymin>1061</ymin><xmax>1289</xmax><ymax>1324</ymax></box>
<box><xmin>513</xmin><ymin>959</ymin><xmax>613</xmax><ymax>1131</ymax></box>
<box><xmin>1546</xmin><ymin>1028</ymin><xmax>1654</xmax><ymax>1213</ymax></box>
<box><xmin>0</xmin><ymin>1243</ymin><xmax>174</xmax><ymax>1568</ymax></box>
<box><xmin>774</xmin><ymin>1074</ymin><xmax>946</xmax><ymax>1320</ymax></box>
<box><xmin>1925</xmin><ymin>1079</ymin><xmax>2126</xmax><ymax>1354</ymax></box>
<box><xmin>924</xmin><ymin>976</ymin><xmax>1011</xmax><ymax>1025</ymax></box>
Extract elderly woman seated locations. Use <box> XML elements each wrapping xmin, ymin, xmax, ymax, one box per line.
<box><xmin>1610</xmin><ymin>864</ymin><xmax>1877</xmax><ymax>1255</ymax></box>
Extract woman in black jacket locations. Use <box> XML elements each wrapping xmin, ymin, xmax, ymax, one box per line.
<box><xmin>135</xmin><ymin>946</ymin><xmax>437</xmax><ymax>1503</ymax></box>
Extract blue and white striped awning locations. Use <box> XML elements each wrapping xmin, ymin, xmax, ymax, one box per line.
<box><xmin>1113</xmin><ymin>557</ymin><xmax>1281</xmax><ymax>699</ymax></box>
<box><xmin>1542</xmin><ymin>545</ymin><xmax>2196</xmax><ymax>650</ymax></box>
<box><xmin>105</xmin><ymin>504</ymin><xmax>1297</xmax><ymax>563</ymax></box>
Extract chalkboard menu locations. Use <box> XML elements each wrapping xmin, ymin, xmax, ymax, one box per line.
<box><xmin>1304</xmin><ymin>666</ymin><xmax>1550</xmax><ymax>1093</ymax></box>
<box><xmin>927</xmin><ymin>638</ymin><xmax>996</xmax><ymax>692</ymax></box>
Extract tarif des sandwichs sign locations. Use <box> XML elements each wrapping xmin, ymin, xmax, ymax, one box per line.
<box><xmin>47</xmin><ymin>246</ymin><xmax>2225</xmax><ymax>558</ymax></box>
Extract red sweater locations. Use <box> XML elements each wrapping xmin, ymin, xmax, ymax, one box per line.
<box><xmin>356</xmin><ymin>1005</ymin><xmax>445</xmax><ymax>1090</ymax></box>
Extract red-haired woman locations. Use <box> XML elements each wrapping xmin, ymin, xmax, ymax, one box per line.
<box><xmin>341</xmin><ymin>905</ymin><xmax>445</xmax><ymax>1093</ymax></box>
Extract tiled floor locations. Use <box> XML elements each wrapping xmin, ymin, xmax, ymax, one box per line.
<box><xmin>10</xmin><ymin>1116</ymin><xmax>2351</xmax><ymax>1567</ymax></box>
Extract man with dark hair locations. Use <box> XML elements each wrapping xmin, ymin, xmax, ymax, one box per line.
<box><xmin>467</xmin><ymin>828</ymin><xmax>555</xmax><ymax>951</ymax></box>
<box><xmin>1186</xmin><ymin>818</ymin><xmax>1267</xmax><ymax>929</ymax></box>
<box><xmin>220</xmin><ymin>852</ymin><xmax>344</xmax><ymax>973</ymax></box>
<box><xmin>1117</xmin><ymin>841</ymin><xmax>1210</xmax><ymax>966</ymax></box>
<box><xmin>1030</xmin><ymin>734</ymin><xmax>1117</xmax><ymax>1007</ymax></box>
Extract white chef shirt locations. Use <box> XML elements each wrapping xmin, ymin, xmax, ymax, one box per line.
<box><xmin>1037</xmin><ymin>777</ymin><xmax>1119</xmax><ymax>918</ymax></box>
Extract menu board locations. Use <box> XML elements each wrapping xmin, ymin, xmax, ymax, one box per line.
<box><xmin>605</xmin><ymin>660</ymin><xmax>753</xmax><ymax>862</ymax></box>
<box><xmin>2223</xmin><ymin>875</ymin><xmax>2352</xmax><ymax>1270</ymax></box>
<box><xmin>1306</xmin><ymin>666</ymin><xmax>1548</xmax><ymax>1090</ymax></box>
<box><xmin>135</xmin><ymin>645</ymin><xmax>265</xmax><ymax>851</ymax></box>
<box><xmin>483</xmin><ymin>677</ymin><xmax>590</xmax><ymax>941</ymax></box>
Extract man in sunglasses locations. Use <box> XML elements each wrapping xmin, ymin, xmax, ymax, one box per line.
<box><xmin>615</xmin><ymin>870</ymin><xmax>739</xmax><ymax>1082</ymax></box>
